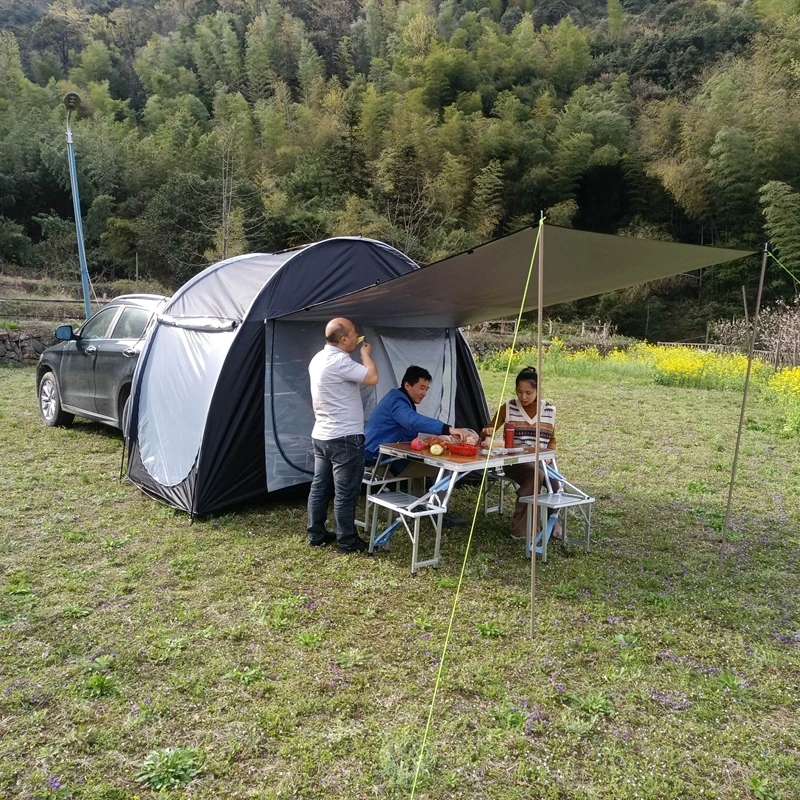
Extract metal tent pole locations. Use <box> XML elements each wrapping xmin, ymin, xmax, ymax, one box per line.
<box><xmin>719</xmin><ymin>244</ymin><xmax>768</xmax><ymax>574</ymax></box>
<box><xmin>531</xmin><ymin>218</ymin><xmax>545</xmax><ymax>637</ymax></box>
<box><xmin>64</xmin><ymin>93</ymin><xmax>92</xmax><ymax>321</ymax></box>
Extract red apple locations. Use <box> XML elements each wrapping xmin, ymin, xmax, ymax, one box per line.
<box><xmin>411</xmin><ymin>437</ymin><xmax>424</xmax><ymax>450</ymax></box>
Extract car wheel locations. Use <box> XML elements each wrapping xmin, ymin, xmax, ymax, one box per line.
<box><xmin>38</xmin><ymin>372</ymin><xmax>74</xmax><ymax>427</ymax></box>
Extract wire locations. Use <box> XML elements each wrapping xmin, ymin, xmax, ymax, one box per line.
<box><xmin>766</xmin><ymin>250</ymin><xmax>800</xmax><ymax>289</ymax></box>
<box><xmin>409</xmin><ymin>219</ymin><xmax>544</xmax><ymax>798</ymax></box>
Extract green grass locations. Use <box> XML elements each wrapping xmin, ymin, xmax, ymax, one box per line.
<box><xmin>0</xmin><ymin>364</ymin><xmax>799</xmax><ymax>799</ymax></box>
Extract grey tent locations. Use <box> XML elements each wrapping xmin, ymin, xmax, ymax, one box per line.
<box><xmin>126</xmin><ymin>227</ymin><xmax>753</xmax><ymax>516</ymax></box>
<box><xmin>126</xmin><ymin>237</ymin><xmax>489</xmax><ymax>515</ymax></box>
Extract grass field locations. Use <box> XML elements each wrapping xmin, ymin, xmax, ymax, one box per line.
<box><xmin>0</xmin><ymin>364</ymin><xmax>798</xmax><ymax>800</ymax></box>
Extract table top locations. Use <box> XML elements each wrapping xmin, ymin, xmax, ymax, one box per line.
<box><xmin>378</xmin><ymin>442</ymin><xmax>555</xmax><ymax>472</ymax></box>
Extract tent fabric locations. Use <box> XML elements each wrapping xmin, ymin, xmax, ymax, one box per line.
<box><xmin>262</xmin><ymin>322</ymin><xmax>460</xmax><ymax>492</ymax></box>
<box><xmin>138</xmin><ymin>326</ymin><xmax>235</xmax><ymax>486</ymax></box>
<box><xmin>281</xmin><ymin>225</ymin><xmax>755</xmax><ymax>328</ymax></box>
<box><xmin>164</xmin><ymin>252</ymin><xmax>295</xmax><ymax>319</ymax></box>
<box><xmin>248</xmin><ymin>238</ymin><xmax>419</xmax><ymax>319</ymax></box>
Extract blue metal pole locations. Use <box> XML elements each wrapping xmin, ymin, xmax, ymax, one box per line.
<box><xmin>65</xmin><ymin>109</ymin><xmax>92</xmax><ymax>320</ymax></box>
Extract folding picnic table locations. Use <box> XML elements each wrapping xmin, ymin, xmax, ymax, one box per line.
<box><xmin>369</xmin><ymin>443</ymin><xmax>555</xmax><ymax>574</ymax></box>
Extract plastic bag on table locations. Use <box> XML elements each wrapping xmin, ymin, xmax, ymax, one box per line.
<box><xmin>416</xmin><ymin>432</ymin><xmax>454</xmax><ymax>456</ymax></box>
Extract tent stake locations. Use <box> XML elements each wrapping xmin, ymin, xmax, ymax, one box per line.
<box><xmin>118</xmin><ymin>438</ymin><xmax>126</xmax><ymax>481</ymax></box>
<box><xmin>719</xmin><ymin>244</ymin><xmax>768</xmax><ymax>575</ymax></box>
<box><xmin>531</xmin><ymin>217</ymin><xmax>545</xmax><ymax>638</ymax></box>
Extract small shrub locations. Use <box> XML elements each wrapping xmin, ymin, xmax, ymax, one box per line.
<box><xmin>554</xmin><ymin>582</ymin><xmax>577</xmax><ymax>598</ymax></box>
<box><xmin>476</xmin><ymin>621</ymin><xmax>502</xmax><ymax>638</ymax></box>
<box><xmin>379</xmin><ymin>729</ymin><xmax>435</xmax><ymax>791</ymax></box>
<box><xmin>569</xmin><ymin>692</ymin><xmax>614</xmax><ymax>717</ymax></box>
<box><xmin>748</xmin><ymin>775</ymin><xmax>779</xmax><ymax>800</ymax></box>
<box><xmin>560</xmin><ymin>711</ymin><xmax>596</xmax><ymax>736</ymax></box>
<box><xmin>336</xmin><ymin>648</ymin><xmax>370</xmax><ymax>668</ymax></box>
<box><xmin>225</xmin><ymin>665</ymin><xmax>264</xmax><ymax>685</ymax></box>
<box><xmin>297</xmin><ymin>631</ymin><xmax>323</xmax><ymax>648</ymax></box>
<box><xmin>714</xmin><ymin>667</ymin><xmax>747</xmax><ymax>693</ymax></box>
<box><xmin>613</xmin><ymin>632</ymin><xmax>639</xmax><ymax>648</ymax></box>
<box><xmin>136</xmin><ymin>747</ymin><xmax>203</xmax><ymax>790</ymax></box>
<box><xmin>101</xmin><ymin>536</ymin><xmax>129</xmax><ymax>551</ymax></box>
<box><xmin>491</xmin><ymin>701</ymin><xmax>527</xmax><ymax>730</ymax></box>
<box><xmin>5</xmin><ymin>575</ymin><xmax>33</xmax><ymax>596</ymax></box>
<box><xmin>62</xmin><ymin>603</ymin><xmax>91</xmax><ymax>619</ymax></box>
<box><xmin>84</xmin><ymin>673</ymin><xmax>118</xmax><ymax>698</ymax></box>
<box><xmin>89</xmin><ymin>655</ymin><xmax>115</xmax><ymax>672</ymax></box>
<box><xmin>170</xmin><ymin>555</ymin><xmax>198</xmax><ymax>577</ymax></box>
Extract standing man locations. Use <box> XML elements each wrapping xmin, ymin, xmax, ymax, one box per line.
<box><xmin>307</xmin><ymin>317</ymin><xmax>378</xmax><ymax>553</ymax></box>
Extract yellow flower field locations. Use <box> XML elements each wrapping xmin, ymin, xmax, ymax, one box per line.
<box><xmin>479</xmin><ymin>341</ymin><xmax>800</xmax><ymax>434</ymax></box>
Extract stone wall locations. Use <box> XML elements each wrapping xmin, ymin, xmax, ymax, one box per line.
<box><xmin>0</xmin><ymin>328</ymin><xmax>56</xmax><ymax>364</ymax></box>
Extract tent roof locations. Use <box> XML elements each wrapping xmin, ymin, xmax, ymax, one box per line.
<box><xmin>162</xmin><ymin>237</ymin><xmax>419</xmax><ymax>322</ymax></box>
<box><xmin>280</xmin><ymin>225</ymin><xmax>755</xmax><ymax>328</ymax></box>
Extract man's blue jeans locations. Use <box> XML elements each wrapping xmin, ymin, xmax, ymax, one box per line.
<box><xmin>307</xmin><ymin>434</ymin><xmax>365</xmax><ymax>547</ymax></box>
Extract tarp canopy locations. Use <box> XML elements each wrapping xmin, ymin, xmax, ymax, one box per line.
<box><xmin>281</xmin><ymin>225</ymin><xmax>755</xmax><ymax>328</ymax></box>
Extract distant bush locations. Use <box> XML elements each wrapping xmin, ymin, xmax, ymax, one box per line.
<box><xmin>103</xmin><ymin>279</ymin><xmax>171</xmax><ymax>298</ymax></box>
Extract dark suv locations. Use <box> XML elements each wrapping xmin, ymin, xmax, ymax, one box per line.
<box><xmin>36</xmin><ymin>294</ymin><xmax>169</xmax><ymax>429</ymax></box>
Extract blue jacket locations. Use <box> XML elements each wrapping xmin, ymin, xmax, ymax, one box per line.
<box><xmin>365</xmin><ymin>388</ymin><xmax>449</xmax><ymax>461</ymax></box>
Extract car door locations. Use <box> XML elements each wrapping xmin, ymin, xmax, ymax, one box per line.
<box><xmin>58</xmin><ymin>305</ymin><xmax>122</xmax><ymax>414</ymax></box>
<box><xmin>93</xmin><ymin>306</ymin><xmax>152</xmax><ymax>421</ymax></box>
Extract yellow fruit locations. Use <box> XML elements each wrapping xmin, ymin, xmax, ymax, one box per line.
<box><xmin>429</xmin><ymin>443</ymin><xmax>444</xmax><ymax>456</ymax></box>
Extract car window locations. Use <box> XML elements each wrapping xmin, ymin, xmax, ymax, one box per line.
<box><xmin>111</xmin><ymin>307</ymin><xmax>151</xmax><ymax>340</ymax></box>
<box><xmin>80</xmin><ymin>307</ymin><xmax>119</xmax><ymax>341</ymax></box>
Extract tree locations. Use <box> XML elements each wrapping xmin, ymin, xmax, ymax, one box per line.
<box><xmin>706</xmin><ymin>127</ymin><xmax>759</xmax><ymax>236</ymax></box>
<box><xmin>539</xmin><ymin>17</ymin><xmax>592</xmax><ymax>97</ymax></box>
<box><xmin>468</xmin><ymin>159</ymin><xmax>504</xmax><ymax>242</ymax></box>
<box><xmin>607</xmin><ymin>0</ymin><xmax>625</xmax><ymax>37</ymax></box>
<box><xmin>760</xmin><ymin>181</ymin><xmax>800</xmax><ymax>274</ymax></box>
<box><xmin>0</xmin><ymin>216</ymin><xmax>31</xmax><ymax>265</ymax></box>
<box><xmin>31</xmin><ymin>0</ymin><xmax>88</xmax><ymax>72</ymax></box>
<box><xmin>0</xmin><ymin>30</ymin><xmax>22</xmax><ymax>81</ymax></box>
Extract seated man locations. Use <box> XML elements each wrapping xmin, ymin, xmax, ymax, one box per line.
<box><xmin>365</xmin><ymin>365</ymin><xmax>470</xmax><ymax>523</ymax></box>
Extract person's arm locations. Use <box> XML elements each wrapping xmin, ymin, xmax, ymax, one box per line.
<box><xmin>480</xmin><ymin>404</ymin><xmax>506</xmax><ymax>441</ymax></box>
<box><xmin>390</xmin><ymin>394</ymin><xmax>451</xmax><ymax>436</ymax></box>
<box><xmin>360</xmin><ymin>342</ymin><xmax>378</xmax><ymax>386</ymax></box>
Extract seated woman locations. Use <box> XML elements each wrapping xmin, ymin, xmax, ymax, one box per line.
<box><xmin>480</xmin><ymin>366</ymin><xmax>559</xmax><ymax>540</ymax></box>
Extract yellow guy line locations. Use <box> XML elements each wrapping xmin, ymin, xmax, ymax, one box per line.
<box><xmin>409</xmin><ymin>217</ymin><xmax>545</xmax><ymax>798</ymax></box>
<box><xmin>767</xmin><ymin>249</ymin><xmax>800</xmax><ymax>288</ymax></box>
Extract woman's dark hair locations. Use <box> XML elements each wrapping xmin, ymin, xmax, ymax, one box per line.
<box><xmin>516</xmin><ymin>366</ymin><xmax>538</xmax><ymax>387</ymax></box>
<box><xmin>401</xmin><ymin>365</ymin><xmax>433</xmax><ymax>387</ymax></box>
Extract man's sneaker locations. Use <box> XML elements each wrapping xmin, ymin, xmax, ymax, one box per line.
<box><xmin>309</xmin><ymin>532</ymin><xmax>337</xmax><ymax>548</ymax></box>
<box><xmin>441</xmin><ymin>512</ymin><xmax>466</xmax><ymax>528</ymax></box>
<box><xmin>338</xmin><ymin>536</ymin><xmax>370</xmax><ymax>554</ymax></box>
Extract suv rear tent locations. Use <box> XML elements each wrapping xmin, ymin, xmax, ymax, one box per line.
<box><xmin>126</xmin><ymin>227</ymin><xmax>752</xmax><ymax>517</ymax></box>
<box><xmin>125</xmin><ymin>237</ymin><xmax>489</xmax><ymax>516</ymax></box>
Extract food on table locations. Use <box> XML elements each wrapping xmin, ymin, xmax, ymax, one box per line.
<box><xmin>429</xmin><ymin>443</ymin><xmax>444</xmax><ymax>456</ymax></box>
<box><xmin>450</xmin><ymin>442</ymin><xmax>479</xmax><ymax>456</ymax></box>
<box><xmin>411</xmin><ymin>437</ymin><xmax>425</xmax><ymax>450</ymax></box>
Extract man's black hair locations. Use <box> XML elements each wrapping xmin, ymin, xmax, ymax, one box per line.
<box><xmin>401</xmin><ymin>365</ymin><xmax>432</xmax><ymax>387</ymax></box>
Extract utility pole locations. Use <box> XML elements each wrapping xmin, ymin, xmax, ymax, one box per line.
<box><xmin>64</xmin><ymin>92</ymin><xmax>92</xmax><ymax>320</ymax></box>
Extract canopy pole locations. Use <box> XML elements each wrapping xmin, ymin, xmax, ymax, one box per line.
<box><xmin>531</xmin><ymin>216</ymin><xmax>545</xmax><ymax>637</ymax></box>
<box><xmin>719</xmin><ymin>244</ymin><xmax>768</xmax><ymax>574</ymax></box>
